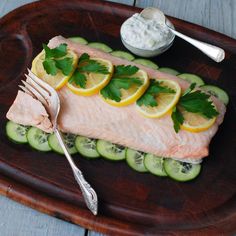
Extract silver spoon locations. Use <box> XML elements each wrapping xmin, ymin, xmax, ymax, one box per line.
<box><xmin>140</xmin><ymin>7</ymin><xmax>225</xmax><ymax>63</ymax></box>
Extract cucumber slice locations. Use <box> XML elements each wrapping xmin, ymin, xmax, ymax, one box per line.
<box><xmin>178</xmin><ymin>73</ymin><xmax>205</xmax><ymax>86</ymax></box>
<box><xmin>48</xmin><ymin>133</ymin><xmax>77</xmax><ymax>155</ymax></box>
<box><xmin>88</xmin><ymin>42</ymin><xmax>113</xmax><ymax>53</ymax></box>
<box><xmin>96</xmin><ymin>140</ymin><xmax>126</xmax><ymax>161</ymax></box>
<box><xmin>75</xmin><ymin>136</ymin><xmax>100</xmax><ymax>159</ymax></box>
<box><xmin>158</xmin><ymin>67</ymin><xmax>179</xmax><ymax>76</ymax></box>
<box><xmin>201</xmin><ymin>85</ymin><xmax>229</xmax><ymax>105</ymax></box>
<box><xmin>133</xmin><ymin>58</ymin><xmax>158</xmax><ymax>69</ymax></box>
<box><xmin>6</xmin><ymin>121</ymin><xmax>29</xmax><ymax>144</ymax></box>
<box><xmin>111</xmin><ymin>50</ymin><xmax>135</xmax><ymax>61</ymax></box>
<box><xmin>126</xmin><ymin>148</ymin><xmax>148</xmax><ymax>172</ymax></box>
<box><xmin>27</xmin><ymin>127</ymin><xmax>51</xmax><ymax>152</ymax></box>
<box><xmin>68</xmin><ymin>37</ymin><xmax>88</xmax><ymax>45</ymax></box>
<box><xmin>144</xmin><ymin>154</ymin><xmax>167</xmax><ymax>176</ymax></box>
<box><xmin>164</xmin><ymin>159</ymin><xmax>201</xmax><ymax>182</ymax></box>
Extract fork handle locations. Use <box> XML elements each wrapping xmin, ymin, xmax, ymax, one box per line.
<box><xmin>54</xmin><ymin>129</ymin><xmax>98</xmax><ymax>215</ymax></box>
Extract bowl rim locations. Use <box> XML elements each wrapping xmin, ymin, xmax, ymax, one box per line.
<box><xmin>120</xmin><ymin>17</ymin><xmax>175</xmax><ymax>52</ymax></box>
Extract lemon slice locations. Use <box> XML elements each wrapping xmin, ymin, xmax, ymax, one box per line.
<box><xmin>136</xmin><ymin>79</ymin><xmax>181</xmax><ymax>118</ymax></box>
<box><xmin>100</xmin><ymin>69</ymin><xmax>149</xmax><ymax>107</ymax></box>
<box><xmin>67</xmin><ymin>58</ymin><xmax>113</xmax><ymax>96</ymax></box>
<box><xmin>180</xmin><ymin>108</ymin><xmax>216</xmax><ymax>132</ymax></box>
<box><xmin>31</xmin><ymin>50</ymin><xmax>78</xmax><ymax>90</ymax></box>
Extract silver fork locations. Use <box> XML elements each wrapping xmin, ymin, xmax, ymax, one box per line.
<box><xmin>19</xmin><ymin>68</ymin><xmax>98</xmax><ymax>215</ymax></box>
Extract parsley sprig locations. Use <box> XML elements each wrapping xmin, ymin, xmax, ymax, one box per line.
<box><xmin>171</xmin><ymin>107</ymin><xmax>184</xmax><ymax>133</ymax></box>
<box><xmin>43</xmin><ymin>43</ymin><xmax>74</xmax><ymax>76</ymax></box>
<box><xmin>137</xmin><ymin>79</ymin><xmax>175</xmax><ymax>107</ymax></box>
<box><xmin>100</xmin><ymin>65</ymin><xmax>143</xmax><ymax>102</ymax></box>
<box><xmin>171</xmin><ymin>83</ymin><xmax>219</xmax><ymax>133</ymax></box>
<box><xmin>68</xmin><ymin>53</ymin><xmax>110</xmax><ymax>88</ymax></box>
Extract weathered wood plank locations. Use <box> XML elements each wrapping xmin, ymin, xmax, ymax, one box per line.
<box><xmin>0</xmin><ymin>195</ymin><xmax>86</xmax><ymax>236</ymax></box>
<box><xmin>88</xmin><ymin>231</ymin><xmax>106</xmax><ymax>236</ymax></box>
<box><xmin>135</xmin><ymin>0</ymin><xmax>236</xmax><ymax>39</ymax></box>
<box><xmin>0</xmin><ymin>0</ymin><xmax>38</xmax><ymax>18</ymax></box>
<box><xmin>0</xmin><ymin>0</ymin><xmax>7</xmax><ymax>17</ymax></box>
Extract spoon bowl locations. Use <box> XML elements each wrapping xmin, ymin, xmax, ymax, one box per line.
<box><xmin>140</xmin><ymin>7</ymin><xmax>166</xmax><ymax>23</ymax></box>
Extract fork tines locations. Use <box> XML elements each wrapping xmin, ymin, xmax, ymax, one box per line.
<box><xmin>19</xmin><ymin>69</ymin><xmax>52</xmax><ymax>106</ymax></box>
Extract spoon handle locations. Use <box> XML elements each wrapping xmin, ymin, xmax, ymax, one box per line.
<box><xmin>169</xmin><ymin>28</ymin><xmax>225</xmax><ymax>62</ymax></box>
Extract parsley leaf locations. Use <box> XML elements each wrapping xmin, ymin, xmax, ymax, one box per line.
<box><xmin>137</xmin><ymin>93</ymin><xmax>157</xmax><ymax>107</ymax></box>
<box><xmin>171</xmin><ymin>107</ymin><xmax>184</xmax><ymax>133</ymax></box>
<box><xmin>43</xmin><ymin>43</ymin><xmax>67</xmax><ymax>59</ymax></box>
<box><xmin>42</xmin><ymin>59</ymin><xmax>57</xmax><ymax>75</ymax></box>
<box><xmin>113</xmin><ymin>65</ymin><xmax>139</xmax><ymax>77</ymax></box>
<box><xmin>182</xmin><ymin>83</ymin><xmax>196</xmax><ymax>96</ymax></box>
<box><xmin>42</xmin><ymin>43</ymin><xmax>74</xmax><ymax>76</ymax></box>
<box><xmin>101</xmin><ymin>77</ymin><xmax>142</xmax><ymax>102</ymax></box>
<box><xmin>77</xmin><ymin>53</ymin><xmax>109</xmax><ymax>74</ymax></box>
<box><xmin>68</xmin><ymin>70</ymin><xmax>87</xmax><ymax>88</ymax></box>
<box><xmin>79</xmin><ymin>60</ymin><xmax>110</xmax><ymax>74</ymax></box>
<box><xmin>137</xmin><ymin>79</ymin><xmax>175</xmax><ymax>107</ymax></box>
<box><xmin>179</xmin><ymin>90</ymin><xmax>219</xmax><ymax>119</ymax></box>
<box><xmin>78</xmin><ymin>53</ymin><xmax>90</xmax><ymax>63</ymax></box>
<box><xmin>171</xmin><ymin>83</ymin><xmax>219</xmax><ymax>133</ymax></box>
<box><xmin>100</xmin><ymin>82</ymin><xmax>121</xmax><ymax>102</ymax></box>
<box><xmin>100</xmin><ymin>65</ymin><xmax>142</xmax><ymax>102</ymax></box>
<box><xmin>55</xmin><ymin>57</ymin><xmax>73</xmax><ymax>76</ymax></box>
<box><xmin>68</xmin><ymin>53</ymin><xmax>110</xmax><ymax>87</ymax></box>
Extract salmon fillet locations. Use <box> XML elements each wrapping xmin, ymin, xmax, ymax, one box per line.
<box><xmin>6</xmin><ymin>36</ymin><xmax>226</xmax><ymax>162</ymax></box>
<box><xmin>7</xmin><ymin>90</ymin><xmax>52</xmax><ymax>131</ymax></box>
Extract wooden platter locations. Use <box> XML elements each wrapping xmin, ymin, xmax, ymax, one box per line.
<box><xmin>0</xmin><ymin>0</ymin><xmax>236</xmax><ymax>235</ymax></box>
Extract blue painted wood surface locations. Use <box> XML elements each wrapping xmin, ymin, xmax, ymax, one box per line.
<box><xmin>136</xmin><ymin>0</ymin><xmax>236</xmax><ymax>39</ymax></box>
<box><xmin>0</xmin><ymin>196</ymin><xmax>85</xmax><ymax>236</ymax></box>
<box><xmin>0</xmin><ymin>0</ymin><xmax>234</xmax><ymax>235</ymax></box>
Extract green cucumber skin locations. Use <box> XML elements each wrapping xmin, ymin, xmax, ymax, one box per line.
<box><xmin>6</xmin><ymin>132</ymin><xmax>27</xmax><ymax>144</ymax></box>
<box><xmin>99</xmin><ymin>152</ymin><xmax>126</xmax><ymax>161</ymax></box>
<box><xmin>133</xmin><ymin>59</ymin><xmax>159</xmax><ymax>70</ymax></box>
<box><xmin>164</xmin><ymin>159</ymin><xmax>201</xmax><ymax>182</ymax></box>
<box><xmin>164</xmin><ymin>170</ymin><xmax>201</xmax><ymax>182</ymax></box>
<box><xmin>6</xmin><ymin>135</ymin><xmax>24</xmax><ymax>145</ymax></box>
<box><xmin>144</xmin><ymin>154</ymin><xmax>167</xmax><ymax>177</ymax></box>
<box><xmin>76</xmin><ymin>150</ymin><xmax>100</xmax><ymax>159</ymax></box>
<box><xmin>6</xmin><ymin>121</ymin><xmax>29</xmax><ymax>144</ymax></box>
<box><xmin>96</xmin><ymin>140</ymin><xmax>126</xmax><ymax>161</ymax></box>
<box><xmin>125</xmin><ymin>149</ymin><xmax>148</xmax><ymax>173</ymax></box>
<box><xmin>68</xmin><ymin>37</ymin><xmax>88</xmax><ymax>45</ymax></box>
<box><xmin>28</xmin><ymin>143</ymin><xmax>51</xmax><ymax>152</ymax></box>
<box><xmin>99</xmin><ymin>153</ymin><xmax>126</xmax><ymax>162</ymax></box>
<box><xmin>158</xmin><ymin>67</ymin><xmax>179</xmax><ymax>76</ymax></box>
<box><xmin>48</xmin><ymin>134</ymin><xmax>62</xmax><ymax>155</ymax></box>
<box><xmin>88</xmin><ymin>42</ymin><xmax>113</xmax><ymax>53</ymax></box>
<box><xmin>27</xmin><ymin>127</ymin><xmax>52</xmax><ymax>152</ymax></box>
<box><xmin>126</xmin><ymin>160</ymin><xmax>148</xmax><ymax>173</ymax></box>
<box><xmin>75</xmin><ymin>136</ymin><xmax>100</xmax><ymax>159</ymax></box>
<box><xmin>48</xmin><ymin>133</ymin><xmax>78</xmax><ymax>155</ymax></box>
<box><xmin>178</xmin><ymin>73</ymin><xmax>205</xmax><ymax>86</ymax></box>
<box><xmin>111</xmin><ymin>50</ymin><xmax>135</xmax><ymax>61</ymax></box>
<box><xmin>201</xmin><ymin>85</ymin><xmax>229</xmax><ymax>105</ymax></box>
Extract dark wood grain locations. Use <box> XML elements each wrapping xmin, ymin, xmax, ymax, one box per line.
<box><xmin>0</xmin><ymin>0</ymin><xmax>236</xmax><ymax>235</ymax></box>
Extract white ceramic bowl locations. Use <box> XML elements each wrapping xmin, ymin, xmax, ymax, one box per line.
<box><xmin>120</xmin><ymin>18</ymin><xmax>175</xmax><ymax>58</ymax></box>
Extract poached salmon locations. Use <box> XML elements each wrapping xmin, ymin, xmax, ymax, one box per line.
<box><xmin>6</xmin><ymin>36</ymin><xmax>226</xmax><ymax>162</ymax></box>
